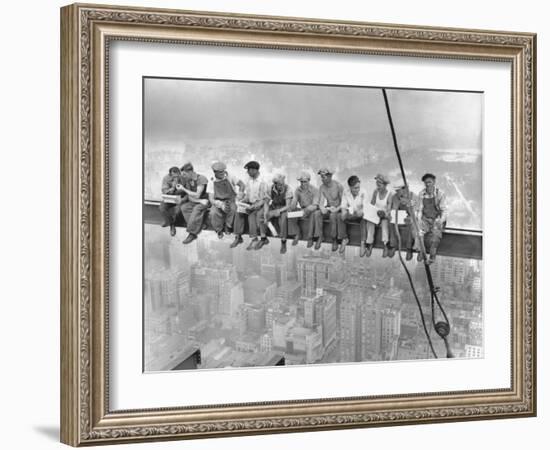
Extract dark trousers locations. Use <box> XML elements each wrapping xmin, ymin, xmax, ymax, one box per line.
<box><xmin>388</xmin><ymin>221</ymin><xmax>414</xmax><ymax>250</ymax></box>
<box><xmin>234</xmin><ymin>208</ymin><xmax>266</xmax><ymax>238</ymax></box>
<box><xmin>210</xmin><ymin>201</ymin><xmax>236</xmax><ymax>233</ymax></box>
<box><xmin>321</xmin><ymin>210</ymin><xmax>347</xmax><ymax>241</ymax></box>
<box><xmin>265</xmin><ymin>210</ymin><xmax>288</xmax><ymax>239</ymax></box>
<box><xmin>421</xmin><ymin>218</ymin><xmax>445</xmax><ymax>252</ymax></box>
<box><xmin>180</xmin><ymin>202</ymin><xmax>208</xmax><ymax>235</ymax></box>
<box><xmin>341</xmin><ymin>211</ymin><xmax>367</xmax><ymax>241</ymax></box>
<box><xmin>159</xmin><ymin>201</ymin><xmax>180</xmax><ymax>225</ymax></box>
<box><xmin>288</xmin><ymin>210</ymin><xmax>322</xmax><ymax>240</ymax></box>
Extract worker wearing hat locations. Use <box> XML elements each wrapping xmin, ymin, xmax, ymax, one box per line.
<box><xmin>206</xmin><ymin>161</ymin><xmax>245</xmax><ymax>239</ymax></box>
<box><xmin>314</xmin><ymin>167</ymin><xmax>346</xmax><ymax>252</ymax></box>
<box><xmin>158</xmin><ymin>166</ymin><xmax>186</xmax><ymax>237</ymax></box>
<box><xmin>231</xmin><ymin>160</ymin><xmax>271</xmax><ymax>250</ymax></box>
<box><xmin>289</xmin><ymin>170</ymin><xmax>322</xmax><ymax>248</ymax></box>
<box><xmin>389</xmin><ymin>184</ymin><xmax>419</xmax><ymax>261</ymax></box>
<box><xmin>365</xmin><ymin>173</ymin><xmax>395</xmax><ymax>258</ymax></box>
<box><xmin>264</xmin><ymin>173</ymin><xmax>293</xmax><ymax>254</ymax></box>
<box><xmin>417</xmin><ymin>173</ymin><xmax>447</xmax><ymax>263</ymax></box>
<box><xmin>179</xmin><ymin>162</ymin><xmax>210</xmax><ymax>245</ymax></box>
<box><xmin>339</xmin><ymin>175</ymin><xmax>368</xmax><ymax>255</ymax></box>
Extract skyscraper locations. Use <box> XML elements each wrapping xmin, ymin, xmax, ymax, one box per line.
<box><xmin>297</xmin><ymin>255</ymin><xmax>344</xmax><ymax>297</ymax></box>
<box><xmin>339</xmin><ymin>288</ymin><xmax>363</xmax><ymax>362</ymax></box>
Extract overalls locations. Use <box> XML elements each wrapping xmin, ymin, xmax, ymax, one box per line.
<box><xmin>210</xmin><ymin>178</ymin><xmax>237</xmax><ymax>233</ymax></box>
<box><xmin>266</xmin><ymin>185</ymin><xmax>290</xmax><ymax>239</ymax></box>
<box><xmin>421</xmin><ymin>196</ymin><xmax>444</xmax><ymax>253</ymax></box>
<box><xmin>180</xmin><ymin>174</ymin><xmax>209</xmax><ymax>235</ymax></box>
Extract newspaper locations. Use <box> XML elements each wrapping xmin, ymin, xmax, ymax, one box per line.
<box><xmin>362</xmin><ymin>202</ymin><xmax>381</xmax><ymax>224</ymax></box>
<box><xmin>287</xmin><ymin>210</ymin><xmax>304</xmax><ymax>219</ymax></box>
<box><xmin>161</xmin><ymin>194</ymin><xmax>179</xmax><ymax>204</ymax></box>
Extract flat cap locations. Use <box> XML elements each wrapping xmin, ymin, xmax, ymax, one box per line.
<box><xmin>244</xmin><ymin>160</ymin><xmax>260</xmax><ymax>170</ymax></box>
<box><xmin>272</xmin><ymin>173</ymin><xmax>286</xmax><ymax>183</ymax></box>
<box><xmin>317</xmin><ymin>167</ymin><xmax>333</xmax><ymax>176</ymax></box>
<box><xmin>374</xmin><ymin>173</ymin><xmax>390</xmax><ymax>185</ymax></box>
<box><xmin>181</xmin><ymin>162</ymin><xmax>194</xmax><ymax>172</ymax></box>
<box><xmin>296</xmin><ymin>171</ymin><xmax>311</xmax><ymax>181</ymax></box>
<box><xmin>211</xmin><ymin>161</ymin><xmax>227</xmax><ymax>171</ymax></box>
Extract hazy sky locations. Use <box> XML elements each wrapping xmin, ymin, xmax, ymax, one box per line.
<box><xmin>144</xmin><ymin>78</ymin><xmax>482</xmax><ymax>147</ymax></box>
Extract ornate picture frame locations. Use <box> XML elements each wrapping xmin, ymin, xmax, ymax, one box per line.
<box><xmin>60</xmin><ymin>3</ymin><xmax>536</xmax><ymax>446</ymax></box>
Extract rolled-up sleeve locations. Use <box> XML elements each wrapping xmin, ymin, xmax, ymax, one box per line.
<box><xmin>161</xmin><ymin>176</ymin><xmax>174</xmax><ymax>194</ymax></box>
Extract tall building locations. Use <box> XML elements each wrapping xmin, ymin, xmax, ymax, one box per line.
<box><xmin>339</xmin><ymin>288</ymin><xmax>363</xmax><ymax>362</ymax></box>
<box><xmin>360</xmin><ymin>298</ymin><xmax>381</xmax><ymax>360</ymax></box>
<box><xmin>144</xmin><ymin>268</ymin><xmax>186</xmax><ymax>313</ymax></box>
<box><xmin>431</xmin><ymin>257</ymin><xmax>468</xmax><ymax>285</ymax></box>
<box><xmin>260</xmin><ymin>333</ymin><xmax>272</xmax><ymax>353</ymax></box>
<box><xmin>218</xmin><ymin>280</ymin><xmax>244</xmax><ymax>318</ymax></box>
<box><xmin>243</xmin><ymin>275</ymin><xmax>277</xmax><ymax>305</ymax></box>
<box><xmin>380</xmin><ymin>307</ymin><xmax>402</xmax><ymax>360</ymax></box>
<box><xmin>286</xmin><ymin>326</ymin><xmax>324</xmax><ymax>364</ymax></box>
<box><xmin>244</xmin><ymin>303</ymin><xmax>266</xmax><ymax>332</ymax></box>
<box><xmin>303</xmin><ymin>288</ymin><xmax>337</xmax><ymax>350</ymax></box>
<box><xmin>297</xmin><ymin>255</ymin><xmax>344</xmax><ymax>297</ymax></box>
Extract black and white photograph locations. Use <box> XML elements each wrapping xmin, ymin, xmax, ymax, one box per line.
<box><xmin>142</xmin><ymin>77</ymin><xmax>483</xmax><ymax>372</ymax></box>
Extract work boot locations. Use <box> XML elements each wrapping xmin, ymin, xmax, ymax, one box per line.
<box><xmin>170</xmin><ymin>224</ymin><xmax>176</xmax><ymax>237</ymax></box>
<box><xmin>406</xmin><ymin>249</ymin><xmax>413</xmax><ymax>261</ymax></box>
<box><xmin>339</xmin><ymin>238</ymin><xmax>349</xmax><ymax>254</ymax></box>
<box><xmin>306</xmin><ymin>239</ymin><xmax>314</xmax><ymax>248</ymax></box>
<box><xmin>382</xmin><ymin>244</ymin><xmax>389</xmax><ymax>258</ymax></box>
<box><xmin>314</xmin><ymin>238</ymin><xmax>322</xmax><ymax>250</ymax></box>
<box><xmin>331</xmin><ymin>240</ymin><xmax>339</xmax><ymax>252</ymax></box>
<box><xmin>365</xmin><ymin>244</ymin><xmax>373</xmax><ymax>257</ymax></box>
<box><xmin>255</xmin><ymin>237</ymin><xmax>269</xmax><ymax>250</ymax></box>
<box><xmin>292</xmin><ymin>235</ymin><xmax>300</xmax><ymax>246</ymax></box>
<box><xmin>182</xmin><ymin>233</ymin><xmax>197</xmax><ymax>244</ymax></box>
<box><xmin>246</xmin><ymin>238</ymin><xmax>259</xmax><ymax>250</ymax></box>
<box><xmin>360</xmin><ymin>241</ymin><xmax>367</xmax><ymax>257</ymax></box>
<box><xmin>230</xmin><ymin>235</ymin><xmax>243</xmax><ymax>248</ymax></box>
<box><xmin>280</xmin><ymin>240</ymin><xmax>287</xmax><ymax>254</ymax></box>
<box><xmin>387</xmin><ymin>246</ymin><xmax>396</xmax><ymax>258</ymax></box>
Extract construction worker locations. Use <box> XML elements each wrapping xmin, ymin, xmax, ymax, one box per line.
<box><xmin>389</xmin><ymin>185</ymin><xmax>419</xmax><ymax>261</ymax></box>
<box><xmin>365</xmin><ymin>174</ymin><xmax>394</xmax><ymax>257</ymax></box>
<box><xmin>340</xmin><ymin>175</ymin><xmax>368</xmax><ymax>256</ymax></box>
<box><xmin>314</xmin><ymin>168</ymin><xmax>346</xmax><ymax>252</ymax></box>
<box><xmin>179</xmin><ymin>162</ymin><xmax>209</xmax><ymax>245</ymax></box>
<box><xmin>206</xmin><ymin>161</ymin><xmax>244</xmax><ymax>239</ymax></box>
<box><xmin>418</xmin><ymin>173</ymin><xmax>447</xmax><ymax>264</ymax></box>
<box><xmin>265</xmin><ymin>173</ymin><xmax>293</xmax><ymax>254</ymax></box>
<box><xmin>232</xmin><ymin>161</ymin><xmax>270</xmax><ymax>250</ymax></box>
<box><xmin>159</xmin><ymin>166</ymin><xmax>185</xmax><ymax>237</ymax></box>
<box><xmin>288</xmin><ymin>171</ymin><xmax>322</xmax><ymax>249</ymax></box>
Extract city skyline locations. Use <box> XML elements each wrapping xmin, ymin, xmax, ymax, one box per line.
<box><xmin>144</xmin><ymin>224</ymin><xmax>482</xmax><ymax>372</ymax></box>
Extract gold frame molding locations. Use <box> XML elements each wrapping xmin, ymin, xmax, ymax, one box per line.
<box><xmin>60</xmin><ymin>3</ymin><xmax>536</xmax><ymax>446</ymax></box>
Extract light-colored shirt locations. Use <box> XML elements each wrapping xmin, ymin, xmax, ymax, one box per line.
<box><xmin>368</xmin><ymin>188</ymin><xmax>393</xmax><ymax>216</ymax></box>
<box><xmin>341</xmin><ymin>187</ymin><xmax>367</xmax><ymax>215</ymax></box>
<box><xmin>206</xmin><ymin>172</ymin><xmax>241</xmax><ymax>196</ymax></box>
<box><xmin>291</xmin><ymin>184</ymin><xmax>318</xmax><ymax>209</ymax></box>
<box><xmin>161</xmin><ymin>174</ymin><xmax>184</xmax><ymax>195</ymax></box>
<box><xmin>315</xmin><ymin>180</ymin><xmax>344</xmax><ymax>208</ymax></box>
<box><xmin>418</xmin><ymin>187</ymin><xmax>447</xmax><ymax>222</ymax></box>
<box><xmin>243</xmin><ymin>175</ymin><xmax>270</xmax><ymax>203</ymax></box>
